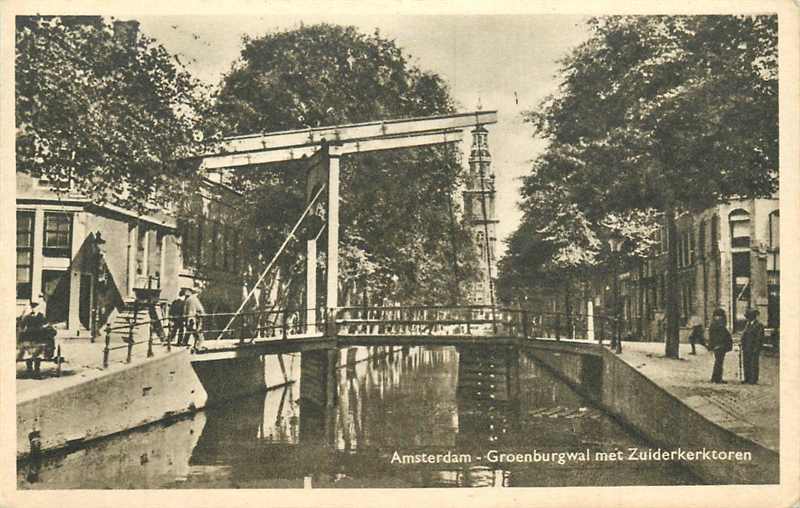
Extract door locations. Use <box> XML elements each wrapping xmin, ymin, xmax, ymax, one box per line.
<box><xmin>42</xmin><ymin>269</ymin><xmax>70</xmax><ymax>326</ymax></box>
<box><xmin>79</xmin><ymin>273</ymin><xmax>92</xmax><ymax>330</ymax></box>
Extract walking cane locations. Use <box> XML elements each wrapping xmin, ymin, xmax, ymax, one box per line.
<box><xmin>737</xmin><ymin>343</ymin><xmax>744</xmax><ymax>381</ymax></box>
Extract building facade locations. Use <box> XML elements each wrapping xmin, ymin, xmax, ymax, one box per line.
<box><xmin>462</xmin><ymin>125</ymin><xmax>499</xmax><ymax>305</ymax></box>
<box><xmin>617</xmin><ymin>197</ymin><xmax>779</xmax><ymax>340</ymax></box>
<box><xmin>16</xmin><ymin>172</ymin><xmax>246</xmax><ymax>337</ymax></box>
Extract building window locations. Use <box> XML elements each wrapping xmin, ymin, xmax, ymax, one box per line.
<box><xmin>698</xmin><ymin>219</ymin><xmax>706</xmax><ymax>260</ymax></box>
<box><xmin>710</xmin><ymin>214</ymin><xmax>719</xmax><ymax>253</ymax></box>
<box><xmin>43</xmin><ymin>212</ymin><xmax>72</xmax><ymax>257</ymax></box>
<box><xmin>769</xmin><ymin>211</ymin><xmax>779</xmax><ymax>251</ymax></box>
<box><xmin>768</xmin><ymin>210</ymin><xmax>779</xmax><ymax>329</ymax></box>
<box><xmin>729</xmin><ymin>209</ymin><xmax>751</xmax><ymax>249</ymax></box>
<box><xmin>17</xmin><ymin>211</ymin><xmax>34</xmax><ymax>299</ymax></box>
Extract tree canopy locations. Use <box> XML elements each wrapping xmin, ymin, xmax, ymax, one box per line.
<box><xmin>16</xmin><ymin>16</ymin><xmax>213</xmax><ymax>212</ymax></box>
<box><xmin>499</xmin><ymin>15</ymin><xmax>777</xmax><ymax>356</ymax></box>
<box><xmin>215</xmin><ymin>24</ymin><xmax>478</xmax><ymax>306</ymax></box>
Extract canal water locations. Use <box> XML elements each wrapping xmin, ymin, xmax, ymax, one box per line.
<box><xmin>18</xmin><ymin>346</ymin><xmax>700</xmax><ymax>489</ymax></box>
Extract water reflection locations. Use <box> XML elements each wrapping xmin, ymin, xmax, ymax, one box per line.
<box><xmin>19</xmin><ymin>345</ymin><xmax>699</xmax><ymax>489</ymax></box>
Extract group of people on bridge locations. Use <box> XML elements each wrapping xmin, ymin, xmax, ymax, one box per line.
<box><xmin>166</xmin><ymin>287</ymin><xmax>207</xmax><ymax>351</ymax></box>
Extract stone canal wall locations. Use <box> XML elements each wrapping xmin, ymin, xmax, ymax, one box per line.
<box><xmin>17</xmin><ymin>349</ymin><xmax>206</xmax><ymax>460</ymax></box>
<box><xmin>17</xmin><ymin>345</ymin><xmax>392</xmax><ymax>459</ymax></box>
<box><xmin>524</xmin><ymin>340</ymin><xmax>779</xmax><ymax>485</ymax></box>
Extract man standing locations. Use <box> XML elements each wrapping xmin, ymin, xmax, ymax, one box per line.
<box><xmin>184</xmin><ymin>287</ymin><xmax>206</xmax><ymax>351</ymax></box>
<box><xmin>168</xmin><ymin>290</ymin><xmax>187</xmax><ymax>346</ymax></box>
<box><xmin>741</xmin><ymin>308</ymin><xmax>764</xmax><ymax>384</ymax></box>
<box><xmin>708</xmin><ymin>308</ymin><xmax>732</xmax><ymax>383</ymax></box>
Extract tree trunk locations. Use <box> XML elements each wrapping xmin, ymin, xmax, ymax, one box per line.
<box><xmin>664</xmin><ymin>203</ymin><xmax>681</xmax><ymax>358</ymax></box>
<box><xmin>637</xmin><ymin>258</ymin><xmax>644</xmax><ymax>339</ymax></box>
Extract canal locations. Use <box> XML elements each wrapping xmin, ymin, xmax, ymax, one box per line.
<box><xmin>18</xmin><ymin>345</ymin><xmax>700</xmax><ymax>488</ymax></box>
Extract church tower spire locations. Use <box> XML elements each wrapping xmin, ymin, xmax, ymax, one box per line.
<box><xmin>463</xmin><ymin>123</ymin><xmax>498</xmax><ymax>306</ymax></box>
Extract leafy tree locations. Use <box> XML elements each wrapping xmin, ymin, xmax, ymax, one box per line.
<box><xmin>513</xmin><ymin>15</ymin><xmax>777</xmax><ymax>357</ymax></box>
<box><xmin>16</xmin><ymin>16</ymin><xmax>214</xmax><ymax>212</ymax></box>
<box><xmin>215</xmin><ymin>24</ymin><xmax>478</xmax><ymax>308</ymax></box>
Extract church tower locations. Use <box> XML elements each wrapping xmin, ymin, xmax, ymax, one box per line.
<box><xmin>463</xmin><ymin>123</ymin><xmax>498</xmax><ymax>306</ymax></box>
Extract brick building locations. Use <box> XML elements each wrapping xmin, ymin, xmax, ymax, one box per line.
<box><xmin>15</xmin><ymin>172</ymin><xmax>247</xmax><ymax>338</ymax></box>
<box><xmin>616</xmin><ymin>197</ymin><xmax>779</xmax><ymax>340</ymax></box>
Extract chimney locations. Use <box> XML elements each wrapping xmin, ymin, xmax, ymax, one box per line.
<box><xmin>112</xmin><ymin>19</ymin><xmax>140</xmax><ymax>47</ymax></box>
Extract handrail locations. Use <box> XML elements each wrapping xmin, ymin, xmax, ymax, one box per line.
<box><xmin>98</xmin><ymin>304</ymin><xmax>635</xmax><ymax>366</ymax></box>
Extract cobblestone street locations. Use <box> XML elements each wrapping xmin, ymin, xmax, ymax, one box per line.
<box><xmin>616</xmin><ymin>341</ymin><xmax>779</xmax><ymax>452</ymax></box>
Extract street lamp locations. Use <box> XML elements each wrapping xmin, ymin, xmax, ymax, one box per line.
<box><xmin>608</xmin><ymin>233</ymin><xmax>624</xmax><ymax>354</ymax></box>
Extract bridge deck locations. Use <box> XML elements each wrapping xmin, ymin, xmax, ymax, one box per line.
<box><xmin>192</xmin><ymin>332</ymin><xmax>522</xmax><ymax>361</ymax></box>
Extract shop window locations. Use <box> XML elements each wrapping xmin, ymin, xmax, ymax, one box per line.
<box><xmin>17</xmin><ymin>211</ymin><xmax>34</xmax><ymax>299</ymax></box>
<box><xmin>43</xmin><ymin>212</ymin><xmax>72</xmax><ymax>257</ymax></box>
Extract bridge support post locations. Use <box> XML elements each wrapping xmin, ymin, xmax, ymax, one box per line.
<box><xmin>326</xmin><ymin>150</ymin><xmax>341</xmax><ymax>310</ymax></box>
<box><xmin>306</xmin><ymin>239</ymin><xmax>317</xmax><ymax>334</ymax></box>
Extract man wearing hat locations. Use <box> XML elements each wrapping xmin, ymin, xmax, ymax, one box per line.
<box><xmin>183</xmin><ymin>287</ymin><xmax>206</xmax><ymax>351</ymax></box>
<box><xmin>740</xmin><ymin>308</ymin><xmax>765</xmax><ymax>384</ymax></box>
<box><xmin>708</xmin><ymin>308</ymin><xmax>732</xmax><ymax>383</ymax></box>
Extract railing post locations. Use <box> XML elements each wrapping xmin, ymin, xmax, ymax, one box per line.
<box><xmin>555</xmin><ymin>313</ymin><xmax>561</xmax><ymax>341</ymax></box>
<box><xmin>147</xmin><ymin>324</ymin><xmax>154</xmax><ymax>358</ymax></box>
<box><xmin>126</xmin><ymin>320</ymin><xmax>134</xmax><ymax>363</ymax></box>
<box><xmin>103</xmin><ymin>324</ymin><xmax>111</xmax><ymax>368</ymax></box>
<box><xmin>522</xmin><ymin>311</ymin><xmax>530</xmax><ymax>339</ymax></box>
<box><xmin>165</xmin><ymin>317</ymin><xmax>172</xmax><ymax>352</ymax></box>
<box><xmin>239</xmin><ymin>314</ymin><xmax>246</xmax><ymax>343</ymax></box>
<box><xmin>282</xmin><ymin>310</ymin><xmax>288</xmax><ymax>339</ymax></box>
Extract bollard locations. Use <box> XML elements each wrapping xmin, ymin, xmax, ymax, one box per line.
<box><xmin>56</xmin><ymin>345</ymin><xmax>62</xmax><ymax>377</ymax></box>
<box><xmin>103</xmin><ymin>324</ymin><xmax>111</xmax><ymax>368</ymax></box>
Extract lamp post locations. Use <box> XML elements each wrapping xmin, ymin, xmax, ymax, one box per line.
<box><xmin>91</xmin><ymin>232</ymin><xmax>106</xmax><ymax>343</ymax></box>
<box><xmin>608</xmin><ymin>233</ymin><xmax>623</xmax><ymax>354</ymax></box>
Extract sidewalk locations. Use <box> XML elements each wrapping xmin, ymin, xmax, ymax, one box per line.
<box><xmin>16</xmin><ymin>337</ymin><xmax>182</xmax><ymax>396</ymax></box>
<box><xmin>613</xmin><ymin>341</ymin><xmax>779</xmax><ymax>452</ymax></box>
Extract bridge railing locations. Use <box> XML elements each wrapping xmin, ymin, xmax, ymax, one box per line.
<box><xmin>99</xmin><ymin>307</ymin><xmax>327</xmax><ymax>366</ymax></box>
<box><xmin>98</xmin><ymin>305</ymin><xmax>634</xmax><ymax>364</ymax></box>
<box><xmin>332</xmin><ymin>305</ymin><xmax>532</xmax><ymax>337</ymax></box>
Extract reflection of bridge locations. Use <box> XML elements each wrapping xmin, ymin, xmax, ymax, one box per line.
<box><xmin>189</xmin><ymin>345</ymin><xmax>523</xmax><ymax>488</ymax></box>
<box><xmin>192</xmin><ymin>305</ymin><xmax>537</xmax><ymax>361</ymax></box>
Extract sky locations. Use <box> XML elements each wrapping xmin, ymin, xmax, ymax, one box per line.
<box><xmin>136</xmin><ymin>14</ymin><xmax>591</xmax><ymax>252</ymax></box>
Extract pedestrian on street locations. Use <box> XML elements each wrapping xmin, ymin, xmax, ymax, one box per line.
<box><xmin>741</xmin><ymin>308</ymin><xmax>764</xmax><ymax>384</ymax></box>
<box><xmin>708</xmin><ymin>308</ymin><xmax>732</xmax><ymax>384</ymax></box>
<box><xmin>688</xmin><ymin>316</ymin><xmax>706</xmax><ymax>355</ymax></box>
<box><xmin>16</xmin><ymin>298</ymin><xmax>57</xmax><ymax>378</ymax></box>
<box><xmin>169</xmin><ymin>289</ymin><xmax>187</xmax><ymax>346</ymax></box>
<box><xmin>184</xmin><ymin>287</ymin><xmax>207</xmax><ymax>351</ymax></box>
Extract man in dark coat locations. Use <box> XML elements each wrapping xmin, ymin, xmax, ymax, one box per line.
<box><xmin>740</xmin><ymin>308</ymin><xmax>764</xmax><ymax>384</ymax></box>
<box><xmin>708</xmin><ymin>308</ymin><xmax>732</xmax><ymax>384</ymax></box>
<box><xmin>168</xmin><ymin>290</ymin><xmax>187</xmax><ymax>346</ymax></box>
